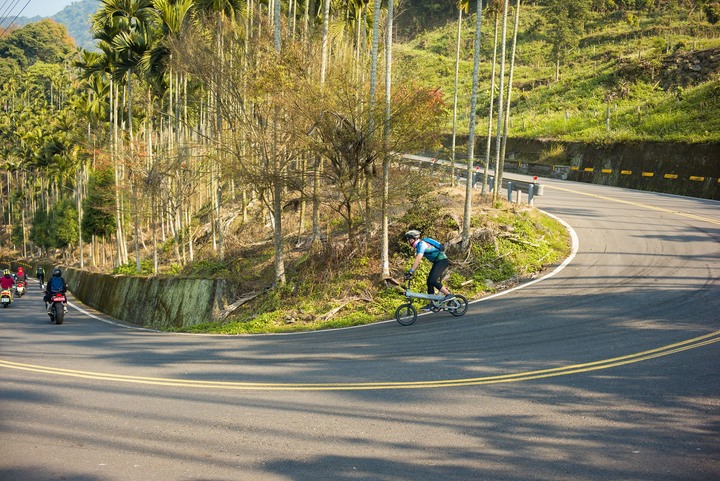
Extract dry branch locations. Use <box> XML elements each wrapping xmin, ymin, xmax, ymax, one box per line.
<box><xmin>218</xmin><ymin>291</ymin><xmax>263</xmax><ymax>321</ymax></box>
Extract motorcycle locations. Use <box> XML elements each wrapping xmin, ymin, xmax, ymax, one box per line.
<box><xmin>48</xmin><ymin>292</ymin><xmax>66</xmax><ymax>325</ymax></box>
<box><xmin>1</xmin><ymin>289</ymin><xmax>12</xmax><ymax>308</ymax></box>
<box><xmin>15</xmin><ymin>281</ymin><xmax>26</xmax><ymax>297</ymax></box>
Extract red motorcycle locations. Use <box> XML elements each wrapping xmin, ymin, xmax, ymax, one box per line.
<box><xmin>48</xmin><ymin>292</ymin><xmax>66</xmax><ymax>325</ymax></box>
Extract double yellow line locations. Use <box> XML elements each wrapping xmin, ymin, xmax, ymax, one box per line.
<box><xmin>2</xmin><ymin>331</ymin><xmax>718</xmax><ymax>391</ymax></box>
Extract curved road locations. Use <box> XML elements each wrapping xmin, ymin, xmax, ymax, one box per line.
<box><xmin>1</xmin><ymin>178</ymin><xmax>719</xmax><ymax>481</ymax></box>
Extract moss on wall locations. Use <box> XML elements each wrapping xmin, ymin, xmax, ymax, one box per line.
<box><xmin>62</xmin><ymin>268</ymin><xmax>228</xmax><ymax>329</ymax></box>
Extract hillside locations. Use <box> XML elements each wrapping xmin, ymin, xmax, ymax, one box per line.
<box><xmin>50</xmin><ymin>0</ymin><xmax>99</xmax><ymax>51</ymax></box>
<box><xmin>0</xmin><ymin>0</ymin><xmax>98</xmax><ymax>50</ymax></box>
<box><xmin>5</xmin><ymin>1</ymin><xmax>719</xmax><ymax>145</ymax></box>
<box><xmin>396</xmin><ymin>3</ymin><xmax>720</xmax><ymax>144</ymax></box>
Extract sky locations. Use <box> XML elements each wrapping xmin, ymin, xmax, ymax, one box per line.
<box><xmin>2</xmin><ymin>0</ymin><xmax>78</xmax><ymax>19</ymax></box>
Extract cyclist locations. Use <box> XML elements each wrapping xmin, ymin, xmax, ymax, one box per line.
<box><xmin>403</xmin><ymin>230</ymin><xmax>454</xmax><ymax>311</ymax></box>
<box><xmin>44</xmin><ymin>268</ymin><xmax>68</xmax><ymax>313</ymax></box>
<box><xmin>36</xmin><ymin>266</ymin><xmax>45</xmax><ymax>287</ymax></box>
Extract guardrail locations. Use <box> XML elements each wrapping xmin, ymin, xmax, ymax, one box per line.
<box><xmin>402</xmin><ymin>154</ymin><xmax>544</xmax><ymax>206</ymax></box>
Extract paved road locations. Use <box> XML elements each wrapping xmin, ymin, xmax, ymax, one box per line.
<box><xmin>1</xmin><ymin>179</ymin><xmax>719</xmax><ymax>481</ymax></box>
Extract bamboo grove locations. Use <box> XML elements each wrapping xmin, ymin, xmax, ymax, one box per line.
<box><xmin>1</xmin><ymin>0</ymin><xmax>534</xmax><ymax>286</ymax></box>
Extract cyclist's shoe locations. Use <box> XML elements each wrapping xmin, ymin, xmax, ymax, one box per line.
<box><xmin>420</xmin><ymin>303</ymin><xmax>434</xmax><ymax>312</ymax></box>
<box><xmin>443</xmin><ymin>294</ymin><xmax>456</xmax><ymax>301</ymax></box>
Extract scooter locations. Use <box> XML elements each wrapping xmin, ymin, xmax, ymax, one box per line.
<box><xmin>1</xmin><ymin>289</ymin><xmax>13</xmax><ymax>308</ymax></box>
<box><xmin>48</xmin><ymin>292</ymin><xmax>66</xmax><ymax>324</ymax></box>
<box><xmin>15</xmin><ymin>281</ymin><xmax>26</xmax><ymax>297</ymax></box>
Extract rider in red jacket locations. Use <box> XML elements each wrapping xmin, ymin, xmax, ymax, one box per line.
<box><xmin>1</xmin><ymin>269</ymin><xmax>16</xmax><ymax>290</ymax></box>
<box><xmin>16</xmin><ymin>267</ymin><xmax>27</xmax><ymax>283</ymax></box>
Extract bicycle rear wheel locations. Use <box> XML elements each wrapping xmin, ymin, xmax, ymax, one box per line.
<box><xmin>447</xmin><ymin>295</ymin><xmax>468</xmax><ymax>317</ymax></box>
<box><xmin>395</xmin><ymin>303</ymin><xmax>417</xmax><ymax>326</ymax></box>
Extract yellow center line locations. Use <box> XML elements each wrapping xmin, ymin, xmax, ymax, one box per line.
<box><xmin>544</xmin><ymin>184</ymin><xmax>720</xmax><ymax>226</ymax></box>
<box><xmin>1</xmin><ymin>331</ymin><xmax>718</xmax><ymax>391</ymax></box>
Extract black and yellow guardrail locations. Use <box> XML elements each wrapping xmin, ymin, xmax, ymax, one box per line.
<box><xmin>564</xmin><ymin>165</ymin><xmax>716</xmax><ymax>183</ymax></box>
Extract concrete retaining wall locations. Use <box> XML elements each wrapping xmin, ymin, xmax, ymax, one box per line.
<box><xmin>442</xmin><ymin>137</ymin><xmax>720</xmax><ymax>200</ymax></box>
<box><xmin>62</xmin><ymin>268</ymin><xmax>228</xmax><ymax>329</ymax></box>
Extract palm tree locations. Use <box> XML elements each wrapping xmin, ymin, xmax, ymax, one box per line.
<box><xmin>141</xmin><ymin>0</ymin><xmax>194</xmax><ymax>271</ymax></box>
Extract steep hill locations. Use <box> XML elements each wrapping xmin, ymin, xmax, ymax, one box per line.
<box><xmin>0</xmin><ymin>0</ymin><xmax>98</xmax><ymax>51</ymax></box>
<box><xmin>51</xmin><ymin>0</ymin><xmax>99</xmax><ymax>50</ymax></box>
<box><xmin>397</xmin><ymin>3</ymin><xmax>720</xmax><ymax>144</ymax></box>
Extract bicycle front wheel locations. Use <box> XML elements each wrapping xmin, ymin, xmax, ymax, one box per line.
<box><xmin>395</xmin><ymin>303</ymin><xmax>417</xmax><ymax>326</ymax></box>
<box><xmin>447</xmin><ymin>295</ymin><xmax>468</xmax><ymax>317</ymax></box>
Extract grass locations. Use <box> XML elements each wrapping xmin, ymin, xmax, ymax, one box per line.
<box><xmin>395</xmin><ymin>5</ymin><xmax>720</xmax><ymax>144</ymax></box>
<box><xmin>172</xmin><ymin>187</ymin><xmax>571</xmax><ymax>335</ymax></box>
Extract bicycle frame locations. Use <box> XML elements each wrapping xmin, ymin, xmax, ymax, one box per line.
<box><xmin>395</xmin><ymin>276</ymin><xmax>468</xmax><ymax>325</ymax></box>
<box><xmin>402</xmin><ymin>278</ymin><xmax>445</xmax><ymax>303</ymax></box>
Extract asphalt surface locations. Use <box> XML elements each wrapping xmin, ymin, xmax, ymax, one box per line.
<box><xmin>1</xmin><ymin>177</ymin><xmax>719</xmax><ymax>481</ymax></box>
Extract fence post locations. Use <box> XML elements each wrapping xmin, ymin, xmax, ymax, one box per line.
<box><xmin>507</xmin><ymin>182</ymin><xmax>513</xmax><ymax>202</ymax></box>
<box><xmin>528</xmin><ymin>184</ymin><xmax>534</xmax><ymax>206</ymax></box>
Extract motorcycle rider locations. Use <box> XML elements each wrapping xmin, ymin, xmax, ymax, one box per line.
<box><xmin>15</xmin><ymin>267</ymin><xmax>27</xmax><ymax>293</ymax></box>
<box><xmin>44</xmin><ymin>268</ymin><xmax>68</xmax><ymax>313</ymax></box>
<box><xmin>1</xmin><ymin>269</ymin><xmax>15</xmax><ymax>301</ymax></box>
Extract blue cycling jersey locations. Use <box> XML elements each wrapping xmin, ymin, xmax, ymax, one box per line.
<box><xmin>415</xmin><ymin>240</ymin><xmax>447</xmax><ymax>263</ymax></box>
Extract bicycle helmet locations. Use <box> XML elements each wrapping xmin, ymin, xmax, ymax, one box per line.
<box><xmin>52</xmin><ymin>268</ymin><xmax>62</xmax><ymax>277</ymax></box>
<box><xmin>404</xmin><ymin>230</ymin><xmax>421</xmax><ymax>240</ymax></box>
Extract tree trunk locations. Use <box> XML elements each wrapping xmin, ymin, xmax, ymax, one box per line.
<box><xmin>311</xmin><ymin>158</ymin><xmax>322</xmax><ymax>244</ymax></box>
<box><xmin>112</xmin><ymin>80</ymin><xmax>127</xmax><ymax>266</ymax></box>
<box><xmin>499</xmin><ymin>0</ymin><xmax>521</xmax><ymax>173</ymax></box>
<box><xmin>555</xmin><ymin>57</ymin><xmax>560</xmax><ymax>82</ymax></box>
<box><xmin>76</xmin><ymin>166</ymin><xmax>84</xmax><ymax>269</ymax></box>
<box><xmin>493</xmin><ymin>0</ymin><xmax>510</xmax><ymax>202</ymax></box>
<box><xmin>296</xmin><ymin>156</ymin><xmax>307</xmax><ymax>246</ymax></box>
<box><xmin>462</xmin><ymin>0</ymin><xmax>483</xmax><ymax>250</ymax></box>
<box><xmin>450</xmin><ymin>7</ymin><xmax>463</xmax><ymax>187</ymax></box>
<box><xmin>483</xmin><ymin>11</ymin><xmax>499</xmax><ymax>194</ymax></box>
<box><xmin>312</xmin><ymin>0</ymin><xmax>331</xmax><ymax>244</ymax></box>
<box><xmin>381</xmin><ymin>0</ymin><xmax>394</xmax><ymax>278</ymax></box>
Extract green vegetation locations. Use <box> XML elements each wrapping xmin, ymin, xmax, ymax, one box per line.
<box><xmin>3</xmin><ymin>1</ymin><xmax>715</xmax><ymax>332</ymax></box>
<box><xmin>398</xmin><ymin>2</ymin><xmax>720</xmax><ymax>143</ymax></box>
<box><xmin>173</xmin><ymin>184</ymin><xmax>570</xmax><ymax>334</ymax></box>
